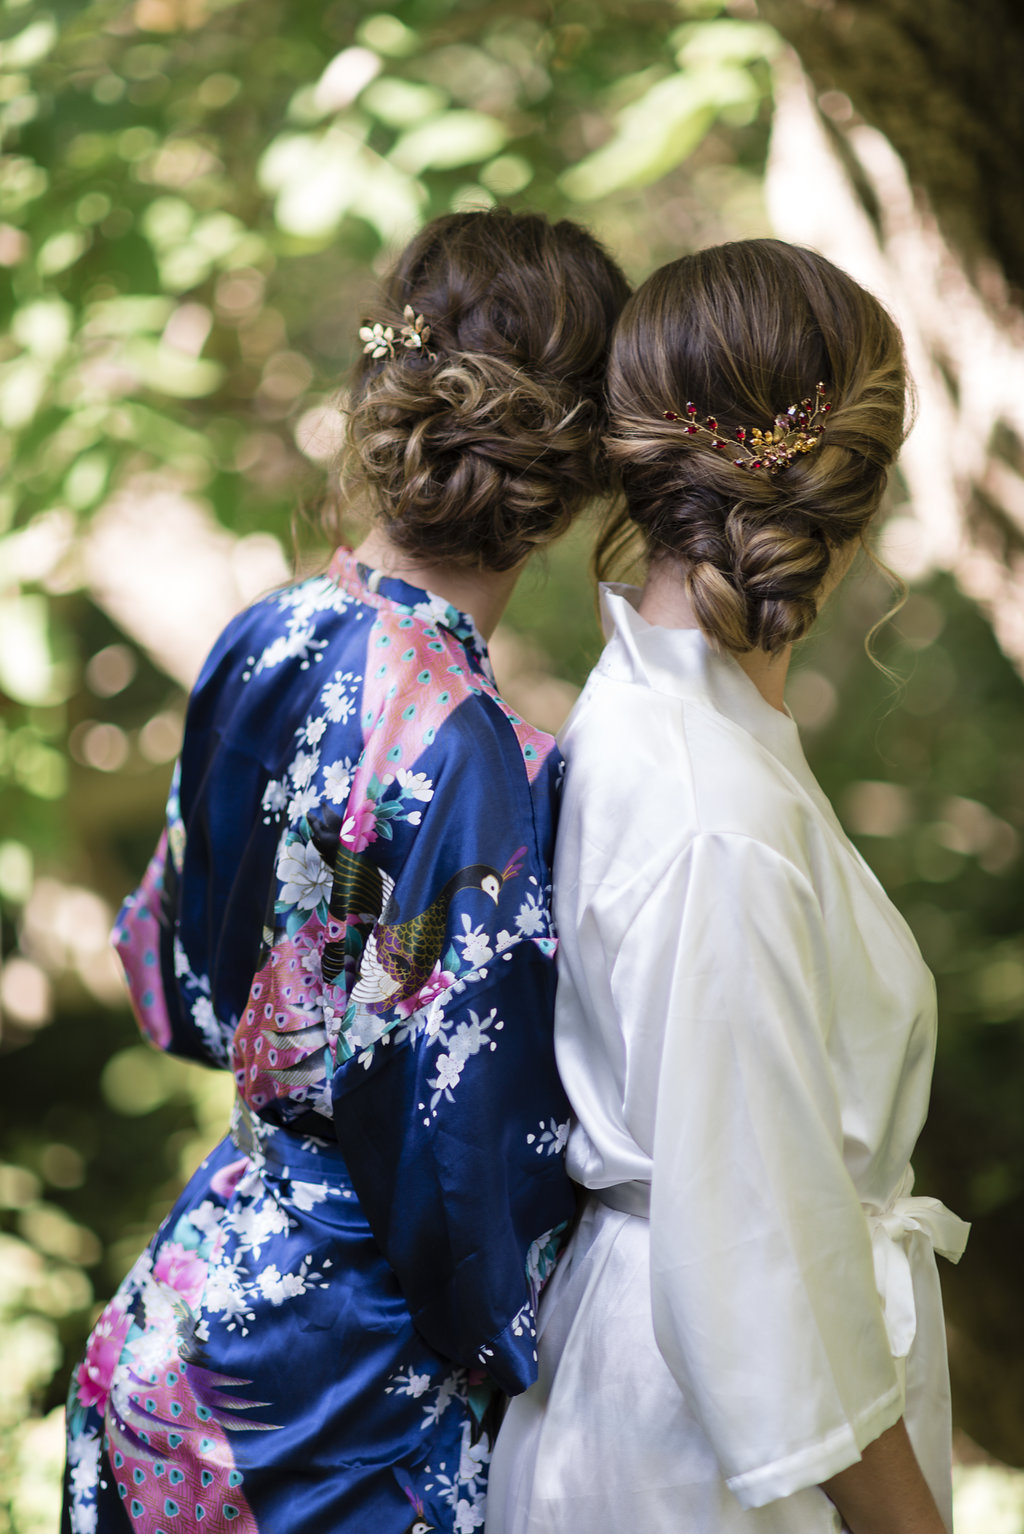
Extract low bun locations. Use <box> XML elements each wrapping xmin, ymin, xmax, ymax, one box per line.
<box><xmin>341</xmin><ymin>210</ymin><xmax>630</xmax><ymax>572</ymax></box>
<box><xmin>598</xmin><ymin>240</ymin><xmax>909</xmax><ymax>653</ymax></box>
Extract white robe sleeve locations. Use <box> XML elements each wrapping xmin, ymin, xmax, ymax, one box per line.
<box><xmin>643</xmin><ymin>832</ymin><xmax>904</xmax><ymax>1508</ymax></box>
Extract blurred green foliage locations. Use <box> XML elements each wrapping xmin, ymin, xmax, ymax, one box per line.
<box><xmin>1</xmin><ymin>0</ymin><xmax>1022</xmax><ymax>1526</ymax></box>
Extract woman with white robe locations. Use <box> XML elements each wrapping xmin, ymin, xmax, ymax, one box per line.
<box><xmin>487</xmin><ymin>239</ymin><xmax>968</xmax><ymax>1534</ymax></box>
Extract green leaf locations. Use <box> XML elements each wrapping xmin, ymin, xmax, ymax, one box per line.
<box><xmin>558</xmin><ymin>26</ymin><xmax>774</xmax><ymax>202</ymax></box>
<box><xmin>0</xmin><ymin>16</ymin><xmax>58</xmax><ymax>70</ymax></box>
<box><xmin>119</xmin><ymin>338</ymin><xmax>225</xmax><ymax>399</ymax></box>
<box><xmin>260</xmin><ymin>124</ymin><xmax>424</xmax><ymax>242</ymax></box>
<box><xmin>361</xmin><ymin>77</ymin><xmax>448</xmax><ymax>129</ymax></box>
<box><xmin>389</xmin><ymin>110</ymin><xmax>508</xmax><ymax>175</ymax></box>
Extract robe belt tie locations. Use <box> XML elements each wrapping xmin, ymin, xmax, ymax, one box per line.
<box><xmin>590</xmin><ymin>1165</ymin><xmax>970</xmax><ymax>1364</ymax></box>
<box><xmin>865</xmin><ymin>1165</ymin><xmax>970</xmax><ymax>1360</ymax></box>
<box><xmin>229</xmin><ymin>1096</ymin><xmax>354</xmax><ymax>1186</ymax></box>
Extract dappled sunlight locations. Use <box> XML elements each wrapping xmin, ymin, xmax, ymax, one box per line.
<box><xmin>83</xmin><ymin>485</ymin><xmax>289</xmax><ymax>686</ymax></box>
<box><xmin>768</xmin><ymin>59</ymin><xmax>1024</xmax><ymax>671</ymax></box>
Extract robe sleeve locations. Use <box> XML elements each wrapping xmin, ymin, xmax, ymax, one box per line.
<box><xmin>113</xmin><ymin>605</ymin><xmax>278</xmax><ymax>1068</ymax></box>
<box><xmin>329</xmin><ymin>720</ymin><xmax>576</xmax><ymax>1397</ymax></box>
<box><xmin>113</xmin><ymin>782</ymin><xmax>186</xmax><ymax>1058</ymax></box>
<box><xmin>641</xmin><ymin>832</ymin><xmax>904</xmax><ymax>1507</ymax></box>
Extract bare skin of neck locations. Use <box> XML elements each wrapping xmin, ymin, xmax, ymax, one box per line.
<box><xmin>638</xmin><ymin>561</ymin><xmax>793</xmax><ymax>714</ymax></box>
<box><xmin>352</xmin><ymin>526</ymin><xmax>526</xmax><ymax>642</ymax></box>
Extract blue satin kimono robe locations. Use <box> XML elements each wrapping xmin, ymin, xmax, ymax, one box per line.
<box><xmin>62</xmin><ymin>549</ymin><xmax>574</xmax><ymax>1534</ymax></box>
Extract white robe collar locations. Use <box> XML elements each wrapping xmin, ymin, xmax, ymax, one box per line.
<box><xmin>596</xmin><ymin>583</ymin><xmax>843</xmax><ymax>834</ymax></box>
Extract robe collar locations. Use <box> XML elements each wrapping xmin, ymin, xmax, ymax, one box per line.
<box><xmin>598</xmin><ymin>583</ymin><xmax>832</xmax><ymax>815</ymax></box>
<box><xmin>329</xmin><ymin>546</ymin><xmax>491</xmax><ymax>671</ymax></box>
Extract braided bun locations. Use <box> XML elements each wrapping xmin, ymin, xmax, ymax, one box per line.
<box><xmin>598</xmin><ymin>240</ymin><xmax>909</xmax><ymax>652</ymax></box>
<box><xmin>343</xmin><ymin>210</ymin><xmax>630</xmax><ymax>572</ymax></box>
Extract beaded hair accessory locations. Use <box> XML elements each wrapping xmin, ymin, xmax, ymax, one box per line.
<box><xmin>359</xmin><ymin>305</ymin><xmax>436</xmax><ymax>361</ymax></box>
<box><xmin>664</xmin><ymin>382</ymin><xmax>832</xmax><ymax>473</ymax></box>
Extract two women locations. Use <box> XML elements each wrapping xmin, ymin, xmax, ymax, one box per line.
<box><xmin>65</xmin><ymin>216</ymin><xmax>965</xmax><ymax>1534</ymax></box>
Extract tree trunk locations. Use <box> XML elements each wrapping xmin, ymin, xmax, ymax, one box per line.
<box><xmin>756</xmin><ymin>0</ymin><xmax>1024</xmax><ymax>293</ymax></box>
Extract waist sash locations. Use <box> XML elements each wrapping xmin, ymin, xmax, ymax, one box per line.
<box><xmin>588</xmin><ymin>1165</ymin><xmax>969</xmax><ymax>1362</ymax></box>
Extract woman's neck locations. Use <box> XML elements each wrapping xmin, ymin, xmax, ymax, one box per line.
<box><xmin>351</xmin><ymin>527</ymin><xmax>525</xmax><ymax>641</ymax></box>
<box><xmin>637</xmin><ymin>562</ymin><xmax>792</xmax><ymax>715</ymax></box>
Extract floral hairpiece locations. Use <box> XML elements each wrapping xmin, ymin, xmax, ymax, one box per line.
<box><xmin>663</xmin><ymin>382</ymin><xmax>832</xmax><ymax>473</ymax></box>
<box><xmin>359</xmin><ymin>305</ymin><xmax>436</xmax><ymax>362</ymax></box>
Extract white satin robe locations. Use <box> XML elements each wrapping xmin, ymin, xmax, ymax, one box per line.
<box><xmin>487</xmin><ymin>587</ymin><xmax>968</xmax><ymax>1534</ymax></box>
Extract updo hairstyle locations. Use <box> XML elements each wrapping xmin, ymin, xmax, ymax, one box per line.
<box><xmin>598</xmin><ymin>239</ymin><xmax>909</xmax><ymax>653</ymax></box>
<box><xmin>344</xmin><ymin>209</ymin><xmax>630</xmax><ymax>572</ymax></box>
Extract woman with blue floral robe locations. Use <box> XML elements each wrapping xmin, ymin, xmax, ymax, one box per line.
<box><xmin>62</xmin><ymin>549</ymin><xmax>575</xmax><ymax>1534</ymax></box>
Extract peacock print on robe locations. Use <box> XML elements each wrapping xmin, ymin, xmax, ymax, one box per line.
<box><xmin>63</xmin><ymin>550</ymin><xmax>573</xmax><ymax>1534</ymax></box>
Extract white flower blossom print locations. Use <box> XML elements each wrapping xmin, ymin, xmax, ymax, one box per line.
<box><xmin>385</xmin><ymin>1366</ymin><xmax>434</xmax><ymax>1399</ymax></box>
<box><xmin>412</xmin><ymin>593</ymin><xmax>452</xmax><ymax>627</ymax></box>
<box><xmin>191</xmin><ymin>995</ymin><xmax>223</xmax><ymax>1058</ymax></box>
<box><xmin>396</xmin><ymin>768</ymin><xmax>434</xmax><ymax>802</ymax></box>
<box><xmin>454</xmin><ymin>1498</ymin><xmax>486</xmax><ymax>1532</ymax></box>
<box><xmin>321</xmin><ymin>672</ymin><xmax>359</xmax><ymax>723</ymax></box>
<box><xmin>261</xmin><ymin>777</ymin><xmax>287</xmax><ymax>816</ymax></box>
<box><xmin>290</xmin><ymin>748</ymin><xmax>320</xmax><ymax>789</ymax></box>
<box><xmin>456</xmin><ymin>916</ymin><xmax>493</xmax><ymax>968</ymax></box>
<box><xmin>253</xmin><ymin>620</ymin><xmax>325</xmax><ymax>674</ymax></box>
<box><xmin>288</xmin><ymin>1179</ymin><xmax>329</xmax><ymax>1212</ymax></box>
<box><xmin>277</xmin><ymin>838</ymin><xmax>331</xmax><ymax>911</ymax></box>
<box><xmin>223</xmin><ymin>1195</ymin><xmax>291</xmax><ymax>1258</ymax></box>
<box><xmin>288</xmin><ymin>784</ymin><xmax>321</xmax><ymax>822</ymax></box>
<box><xmin>449</xmin><ymin>1015</ymin><xmax>488</xmax><ymax>1063</ymax></box>
<box><xmin>526</xmin><ymin>1118</ymin><xmax>570</xmax><ymax>1156</ymax></box>
<box><xmin>423</xmin><ymin>1009</ymin><xmax>501</xmax><ymax>1114</ymax></box>
<box><xmin>258</xmin><ymin>1264</ymin><xmax>307</xmax><ymax>1304</ymax></box>
<box><xmin>69</xmin><ymin>1433</ymin><xmax>101</xmax><ymax>1494</ymax></box>
<box><xmin>323</xmin><ymin>757</ymin><xmax>354</xmax><ymax>804</ymax></box>
<box><xmin>431</xmin><ymin>1053</ymin><xmax>464</xmax><ymax>1092</ymax></box>
<box><xmin>515</xmin><ymin>891</ymin><xmax>545</xmax><ymax>937</ymax></box>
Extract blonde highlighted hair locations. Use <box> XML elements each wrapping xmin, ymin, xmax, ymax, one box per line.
<box><xmin>597</xmin><ymin>239</ymin><xmax>910</xmax><ymax>653</ymax></box>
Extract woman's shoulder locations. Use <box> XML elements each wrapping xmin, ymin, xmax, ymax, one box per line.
<box><xmin>187</xmin><ymin>568</ymin><xmax>366</xmax><ymax>703</ymax></box>
<box><xmin>558</xmin><ymin>665</ymin><xmax>829</xmax><ymax>882</ymax></box>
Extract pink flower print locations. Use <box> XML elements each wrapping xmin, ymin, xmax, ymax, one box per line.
<box><xmin>210</xmin><ymin>1156</ymin><xmax>250</xmax><ymax>1201</ymax></box>
<box><xmin>74</xmin><ymin>1298</ymin><xmax>132</xmax><ymax>1412</ymax></box>
<box><xmin>340</xmin><ymin>799</ymin><xmax>378</xmax><ymax>854</ymax></box>
<box><xmin>153</xmin><ymin>1241</ymin><xmax>207</xmax><ymax>1309</ymax></box>
<box><xmin>395</xmin><ymin>961</ymin><xmax>456</xmax><ymax>1019</ymax></box>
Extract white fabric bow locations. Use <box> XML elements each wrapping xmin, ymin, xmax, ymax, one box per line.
<box><xmin>866</xmin><ymin>1166</ymin><xmax>970</xmax><ymax>1359</ymax></box>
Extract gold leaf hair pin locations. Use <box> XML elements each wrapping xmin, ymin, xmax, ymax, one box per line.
<box><xmin>359</xmin><ymin>305</ymin><xmax>436</xmax><ymax>361</ymax></box>
<box><xmin>663</xmin><ymin>382</ymin><xmax>832</xmax><ymax>473</ymax></box>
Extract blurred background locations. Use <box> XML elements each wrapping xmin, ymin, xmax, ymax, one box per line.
<box><xmin>2</xmin><ymin>0</ymin><xmax>1024</xmax><ymax>1527</ymax></box>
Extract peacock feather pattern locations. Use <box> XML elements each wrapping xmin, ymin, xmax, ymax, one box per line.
<box><xmin>104</xmin><ymin>1349</ymin><xmax>271</xmax><ymax>1534</ymax></box>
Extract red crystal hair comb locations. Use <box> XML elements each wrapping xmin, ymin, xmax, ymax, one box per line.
<box><xmin>663</xmin><ymin>382</ymin><xmax>832</xmax><ymax>473</ymax></box>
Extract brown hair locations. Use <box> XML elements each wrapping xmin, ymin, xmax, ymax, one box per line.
<box><xmin>340</xmin><ymin>209</ymin><xmax>630</xmax><ymax>572</ymax></box>
<box><xmin>597</xmin><ymin>239</ymin><xmax>909</xmax><ymax>652</ymax></box>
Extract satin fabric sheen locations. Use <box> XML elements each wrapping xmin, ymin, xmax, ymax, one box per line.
<box><xmin>62</xmin><ymin>552</ymin><xmax>575</xmax><ymax>1534</ymax></box>
<box><xmin>487</xmin><ymin>587</ymin><xmax>967</xmax><ymax>1534</ymax></box>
